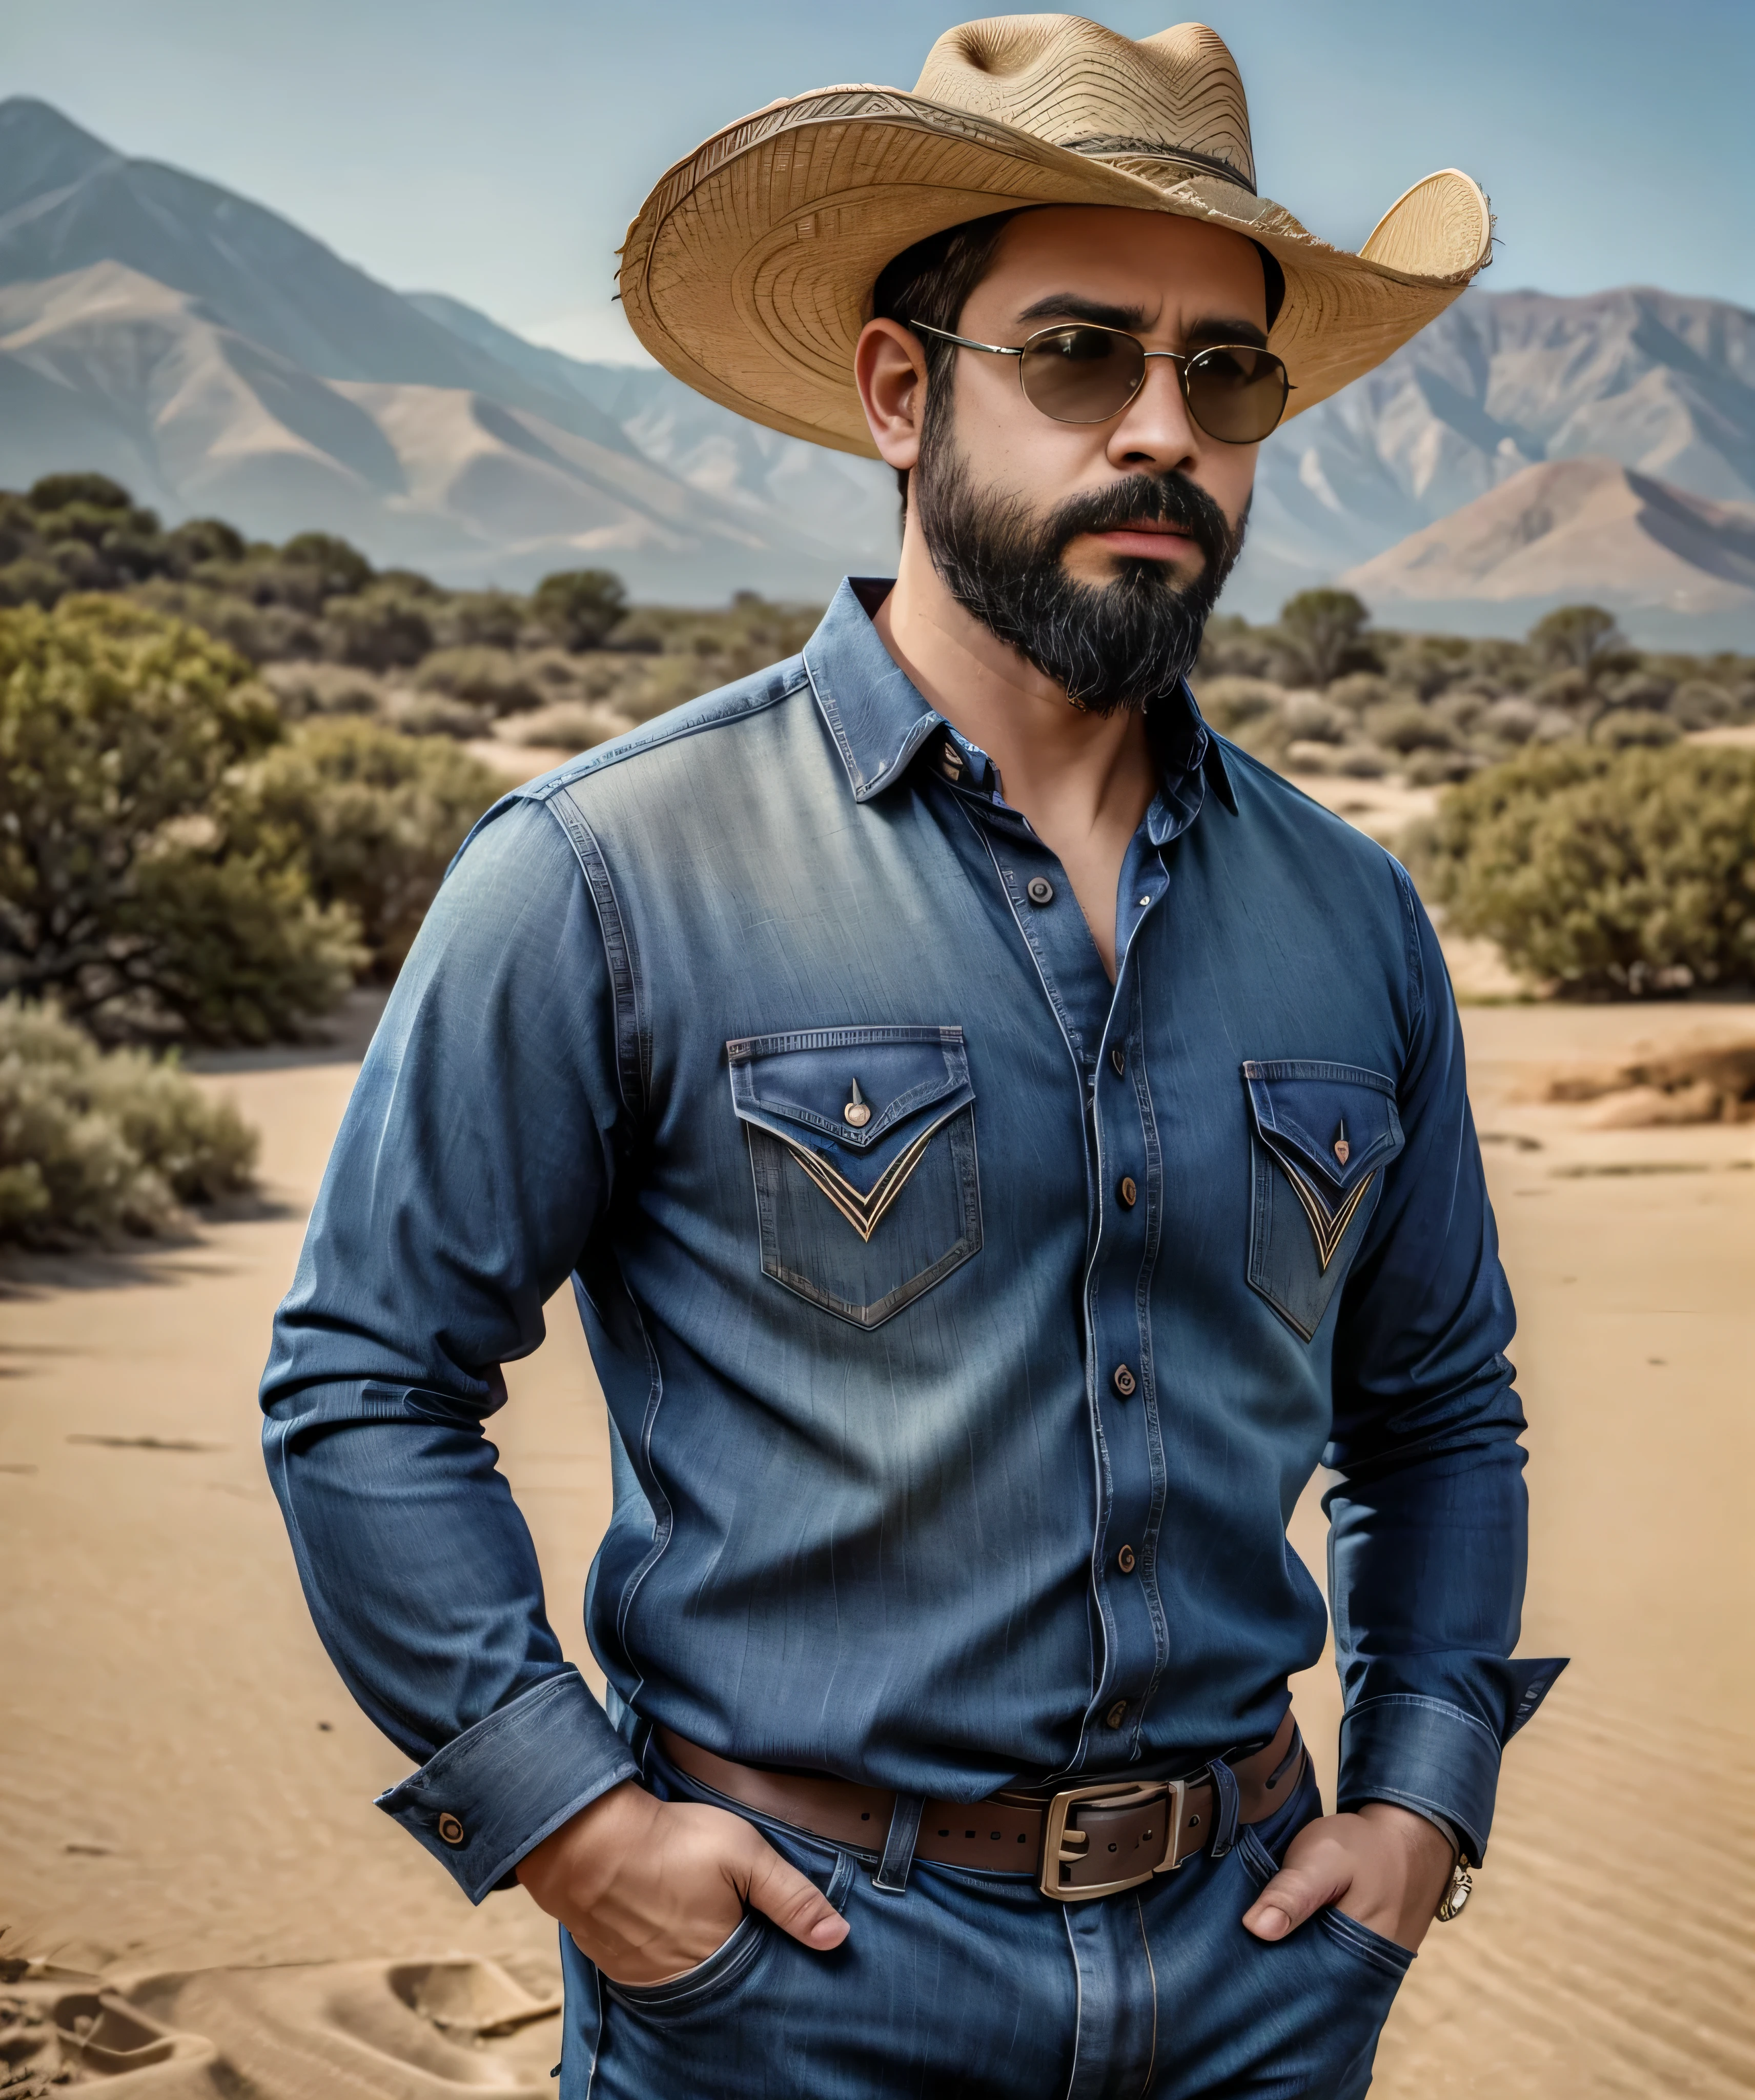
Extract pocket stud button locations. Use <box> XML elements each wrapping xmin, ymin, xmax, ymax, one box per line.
<box><xmin>1333</xmin><ymin>1118</ymin><xmax>1350</xmax><ymax>1166</ymax></box>
<box><xmin>1111</xmin><ymin>1364</ymin><xmax>1137</xmax><ymax>1399</ymax></box>
<box><xmin>1104</xmin><ymin>1700</ymin><xmax>1128</xmax><ymax>1730</ymax></box>
<box><xmin>1110</xmin><ymin>1046</ymin><xmax>1126</xmax><ymax>1077</ymax></box>
<box><xmin>1026</xmin><ymin>876</ymin><xmax>1055</xmax><ymax>906</ymax></box>
<box><xmin>1117</xmin><ymin>1175</ymin><xmax>1137</xmax><ymax>1209</ymax></box>
<box><xmin>437</xmin><ymin>1813</ymin><xmax>465</xmax><ymax>1846</ymax></box>
<box><xmin>843</xmin><ymin>1077</ymin><xmax>872</xmax><ymax>1128</ymax></box>
<box><xmin>1116</xmin><ymin>1544</ymin><xmax>1136</xmax><ymax>1574</ymax></box>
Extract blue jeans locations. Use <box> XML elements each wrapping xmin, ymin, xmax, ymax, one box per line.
<box><xmin>557</xmin><ymin>1750</ymin><xmax>1412</xmax><ymax>2098</ymax></box>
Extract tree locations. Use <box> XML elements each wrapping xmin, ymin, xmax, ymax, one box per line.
<box><xmin>28</xmin><ymin>472</ymin><xmax>133</xmax><ymax>515</ymax></box>
<box><xmin>533</xmin><ymin>568</ymin><xmax>628</xmax><ymax>651</ymax></box>
<box><xmin>280</xmin><ymin>531</ymin><xmax>375</xmax><ymax>598</ymax></box>
<box><xmin>1528</xmin><ymin>605</ymin><xmax>1622</xmax><ymax>680</ymax></box>
<box><xmin>229</xmin><ymin>719</ymin><xmax>501</xmax><ymax>974</ymax></box>
<box><xmin>1417</xmin><ymin>743</ymin><xmax>1755</xmax><ymax>996</ymax></box>
<box><xmin>0</xmin><ymin>598</ymin><xmax>361</xmax><ymax>1042</ymax></box>
<box><xmin>1276</xmin><ymin>589</ymin><xmax>1375</xmax><ymax>688</ymax></box>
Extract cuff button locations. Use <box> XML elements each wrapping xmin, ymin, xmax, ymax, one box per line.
<box><xmin>437</xmin><ymin>1812</ymin><xmax>466</xmax><ymax>1846</ymax></box>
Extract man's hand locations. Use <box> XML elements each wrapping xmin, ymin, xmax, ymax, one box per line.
<box><xmin>1241</xmin><ymin>1803</ymin><xmax>1455</xmax><ymax>1954</ymax></box>
<box><xmin>516</xmin><ymin>1780</ymin><xmax>850</xmax><ymax>1987</ymax></box>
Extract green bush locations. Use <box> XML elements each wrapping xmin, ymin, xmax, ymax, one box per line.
<box><xmin>0</xmin><ymin>597</ymin><xmax>362</xmax><ymax>1042</ymax></box>
<box><xmin>0</xmin><ymin>998</ymin><xmax>258</xmax><ymax>1246</ymax></box>
<box><xmin>1417</xmin><ymin>743</ymin><xmax>1755</xmax><ymax>996</ymax></box>
<box><xmin>228</xmin><ymin>719</ymin><xmax>501</xmax><ymax>974</ymax></box>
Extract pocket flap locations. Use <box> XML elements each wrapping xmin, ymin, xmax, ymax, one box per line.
<box><xmin>728</xmin><ymin>1027</ymin><xmax>973</xmax><ymax>1172</ymax></box>
<box><xmin>1242</xmin><ymin>1060</ymin><xmax>1403</xmax><ymax>1195</ymax></box>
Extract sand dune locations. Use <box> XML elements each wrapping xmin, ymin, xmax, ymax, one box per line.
<box><xmin>2</xmin><ymin>1002</ymin><xmax>1751</xmax><ymax>2095</ymax></box>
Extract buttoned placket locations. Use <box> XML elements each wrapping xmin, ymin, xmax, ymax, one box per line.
<box><xmin>926</xmin><ymin>725</ymin><xmax>1196</xmax><ymax>1772</ymax></box>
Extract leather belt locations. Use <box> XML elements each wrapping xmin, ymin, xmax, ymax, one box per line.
<box><xmin>656</xmin><ymin>1709</ymin><xmax>1304</xmax><ymax>1903</ymax></box>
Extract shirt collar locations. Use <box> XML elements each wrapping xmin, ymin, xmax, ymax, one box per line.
<box><xmin>802</xmin><ymin>575</ymin><xmax>1235</xmax><ymax>824</ymax></box>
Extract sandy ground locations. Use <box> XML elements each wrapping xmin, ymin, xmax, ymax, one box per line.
<box><xmin>3</xmin><ymin>996</ymin><xmax>1752</xmax><ymax>2095</ymax></box>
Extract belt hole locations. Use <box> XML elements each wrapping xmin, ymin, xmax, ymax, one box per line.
<box><xmin>860</xmin><ymin>1811</ymin><xmax>871</xmax><ymax>1820</ymax></box>
<box><xmin>1189</xmin><ymin>1814</ymin><xmax>1199</xmax><ymax>1827</ymax></box>
<box><xmin>965</xmin><ymin>1829</ymin><xmax>975</xmax><ymax>1839</ymax></box>
<box><xmin>938</xmin><ymin>1828</ymin><xmax>950</xmax><ymax>1836</ymax></box>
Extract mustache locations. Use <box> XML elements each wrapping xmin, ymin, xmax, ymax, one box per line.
<box><xmin>1042</xmin><ymin>470</ymin><xmax>1238</xmax><ymax>568</ymax></box>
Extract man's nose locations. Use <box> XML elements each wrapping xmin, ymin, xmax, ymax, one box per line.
<box><xmin>1105</xmin><ymin>355</ymin><xmax>1200</xmax><ymax>477</ymax></box>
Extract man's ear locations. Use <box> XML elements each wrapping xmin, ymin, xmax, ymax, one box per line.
<box><xmin>855</xmin><ymin>319</ymin><xmax>928</xmax><ymax>472</ymax></box>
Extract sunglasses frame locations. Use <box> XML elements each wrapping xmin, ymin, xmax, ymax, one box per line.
<box><xmin>907</xmin><ymin>318</ymin><xmax>1292</xmax><ymax>444</ymax></box>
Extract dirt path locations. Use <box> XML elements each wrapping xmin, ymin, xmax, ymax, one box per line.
<box><xmin>2</xmin><ymin>1005</ymin><xmax>1751</xmax><ymax>2094</ymax></box>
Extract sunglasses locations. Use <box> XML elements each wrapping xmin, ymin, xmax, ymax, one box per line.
<box><xmin>908</xmin><ymin>319</ymin><xmax>1292</xmax><ymax>445</ymax></box>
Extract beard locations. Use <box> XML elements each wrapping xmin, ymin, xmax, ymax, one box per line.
<box><xmin>911</xmin><ymin>430</ymin><xmax>1245</xmax><ymax>716</ymax></box>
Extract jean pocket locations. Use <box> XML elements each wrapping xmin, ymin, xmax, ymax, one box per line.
<box><xmin>602</xmin><ymin>1910</ymin><xmax>771</xmax><ymax>2022</ymax></box>
<box><xmin>1315</xmin><ymin>1904</ymin><xmax>1416</xmax><ymax>1981</ymax></box>
<box><xmin>1241</xmin><ymin>1060</ymin><xmax>1404</xmax><ymax>1340</ymax></box>
<box><xmin>729</xmin><ymin>1025</ymin><xmax>981</xmax><ymax>1329</ymax></box>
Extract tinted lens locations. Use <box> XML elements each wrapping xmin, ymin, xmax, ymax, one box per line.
<box><xmin>1018</xmin><ymin>327</ymin><xmax>1146</xmax><ymax>423</ymax></box>
<box><xmin>1182</xmin><ymin>345</ymin><xmax>1289</xmax><ymax>443</ymax></box>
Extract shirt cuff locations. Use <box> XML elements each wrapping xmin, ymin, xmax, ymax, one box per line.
<box><xmin>1335</xmin><ymin>1693</ymin><xmax>1504</xmax><ymax>1863</ymax></box>
<box><xmin>375</xmin><ymin>1666</ymin><xmax>640</xmax><ymax>1903</ymax></box>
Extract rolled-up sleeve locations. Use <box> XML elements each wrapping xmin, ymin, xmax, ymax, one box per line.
<box><xmin>260</xmin><ymin>794</ymin><xmax>638</xmax><ymax>1901</ymax></box>
<box><xmin>1325</xmin><ymin>867</ymin><xmax>1565</xmax><ymax>1863</ymax></box>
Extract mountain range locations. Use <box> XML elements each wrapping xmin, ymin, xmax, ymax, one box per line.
<box><xmin>2</xmin><ymin>95</ymin><xmax>1752</xmax><ymax>641</ymax></box>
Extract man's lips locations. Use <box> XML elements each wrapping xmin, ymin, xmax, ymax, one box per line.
<box><xmin>1083</xmin><ymin>521</ymin><xmax>1201</xmax><ymax>562</ymax></box>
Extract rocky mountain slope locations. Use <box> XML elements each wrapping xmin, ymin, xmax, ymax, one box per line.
<box><xmin>2</xmin><ymin>94</ymin><xmax>1752</xmax><ymax>637</ymax></box>
<box><xmin>1337</xmin><ymin>457</ymin><xmax>1755</xmax><ymax>647</ymax></box>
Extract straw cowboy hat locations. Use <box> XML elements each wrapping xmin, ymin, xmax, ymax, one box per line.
<box><xmin>618</xmin><ymin>14</ymin><xmax>1492</xmax><ymax>457</ymax></box>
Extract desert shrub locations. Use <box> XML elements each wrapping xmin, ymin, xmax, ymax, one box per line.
<box><xmin>1479</xmin><ymin>697</ymin><xmax>1540</xmax><ymax>745</ymax></box>
<box><xmin>228</xmin><ymin>720</ymin><xmax>501</xmax><ymax>974</ymax></box>
<box><xmin>1405</xmin><ymin>748</ymin><xmax>1478</xmax><ymax>786</ymax></box>
<box><xmin>0</xmin><ymin>998</ymin><xmax>258</xmax><ymax>1246</ymax></box>
<box><xmin>381</xmin><ymin>690</ymin><xmax>492</xmax><ymax>739</ymax></box>
<box><xmin>259</xmin><ymin>661</ymin><xmax>385</xmax><ymax>719</ymax></box>
<box><xmin>502</xmin><ymin>700</ymin><xmax>632</xmax><ymax>751</ymax></box>
<box><xmin>1417</xmin><ymin>743</ymin><xmax>1755</xmax><ymax>996</ymax></box>
<box><xmin>434</xmin><ymin>591</ymin><xmax>528</xmax><ymax>651</ymax></box>
<box><xmin>1363</xmin><ymin>698</ymin><xmax>1456</xmax><ymax>754</ymax></box>
<box><xmin>0</xmin><ymin>598</ymin><xmax>362</xmax><ymax>1042</ymax></box>
<box><xmin>1591</xmin><ymin>707</ymin><xmax>1678</xmax><ymax>749</ymax></box>
<box><xmin>414</xmin><ymin>647</ymin><xmax>545</xmax><ymax>713</ymax></box>
<box><xmin>1192</xmin><ymin>674</ymin><xmax>1282</xmax><ymax>732</ymax></box>
<box><xmin>1324</xmin><ymin>672</ymin><xmax>1392</xmax><ymax>715</ymax></box>
<box><xmin>1668</xmin><ymin>679</ymin><xmax>1737</xmax><ymax>730</ymax></box>
<box><xmin>1280</xmin><ymin>694</ymin><xmax>1346</xmax><ymax>743</ymax></box>
<box><xmin>322</xmin><ymin>592</ymin><xmax>434</xmax><ymax>671</ymax></box>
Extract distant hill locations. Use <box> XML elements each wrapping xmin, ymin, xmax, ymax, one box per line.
<box><xmin>1337</xmin><ymin>458</ymin><xmax>1755</xmax><ymax>648</ymax></box>
<box><xmin>1</xmin><ymin>95</ymin><xmax>1752</xmax><ymax>639</ymax></box>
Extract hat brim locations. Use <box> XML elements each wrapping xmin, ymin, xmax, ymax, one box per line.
<box><xmin>619</xmin><ymin>88</ymin><xmax>1492</xmax><ymax>458</ymax></box>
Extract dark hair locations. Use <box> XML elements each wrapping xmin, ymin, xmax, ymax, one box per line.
<box><xmin>870</xmin><ymin>212</ymin><xmax>1285</xmax><ymax>514</ymax></box>
<box><xmin>871</xmin><ymin>212</ymin><xmax>1023</xmax><ymax>514</ymax></box>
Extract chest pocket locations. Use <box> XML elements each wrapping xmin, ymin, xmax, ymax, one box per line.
<box><xmin>727</xmin><ymin>1026</ymin><xmax>982</xmax><ymax>1330</ymax></box>
<box><xmin>1242</xmin><ymin>1060</ymin><xmax>1405</xmax><ymax>1341</ymax></box>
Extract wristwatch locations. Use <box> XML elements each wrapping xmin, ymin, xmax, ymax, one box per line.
<box><xmin>1435</xmin><ymin>1853</ymin><xmax>1474</xmax><ymax>1922</ymax></box>
<box><xmin>1423</xmin><ymin>1811</ymin><xmax>1473</xmax><ymax>1922</ymax></box>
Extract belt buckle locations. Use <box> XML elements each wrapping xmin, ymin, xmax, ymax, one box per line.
<box><xmin>1037</xmin><ymin>1778</ymin><xmax>1187</xmax><ymax>1902</ymax></box>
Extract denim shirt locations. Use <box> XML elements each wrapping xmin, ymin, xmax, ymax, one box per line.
<box><xmin>261</xmin><ymin>579</ymin><xmax>1563</xmax><ymax>1903</ymax></box>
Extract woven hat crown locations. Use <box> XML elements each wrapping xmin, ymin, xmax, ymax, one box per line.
<box><xmin>914</xmin><ymin>16</ymin><xmax>1257</xmax><ymax>193</ymax></box>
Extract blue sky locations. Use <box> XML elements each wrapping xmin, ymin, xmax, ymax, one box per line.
<box><xmin>7</xmin><ymin>0</ymin><xmax>1752</xmax><ymax>361</ymax></box>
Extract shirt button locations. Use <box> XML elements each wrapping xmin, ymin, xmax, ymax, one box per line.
<box><xmin>1117</xmin><ymin>1175</ymin><xmax>1137</xmax><ymax>1209</ymax></box>
<box><xmin>1138</xmin><ymin>894</ymin><xmax>1152</xmax><ymax>907</ymax></box>
<box><xmin>1116</xmin><ymin>1544</ymin><xmax>1136</xmax><ymax>1574</ymax></box>
<box><xmin>1104</xmin><ymin>1700</ymin><xmax>1128</xmax><ymax>1730</ymax></box>
<box><xmin>1026</xmin><ymin>876</ymin><xmax>1055</xmax><ymax>906</ymax></box>
<box><xmin>437</xmin><ymin>1812</ymin><xmax>466</xmax><ymax>1846</ymax></box>
<box><xmin>1110</xmin><ymin>1046</ymin><xmax>1126</xmax><ymax>1077</ymax></box>
<box><xmin>1112</xmin><ymin>1364</ymin><xmax>1137</xmax><ymax>1399</ymax></box>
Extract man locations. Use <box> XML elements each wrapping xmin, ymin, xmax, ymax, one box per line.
<box><xmin>263</xmin><ymin>17</ymin><xmax>1563</xmax><ymax>2096</ymax></box>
